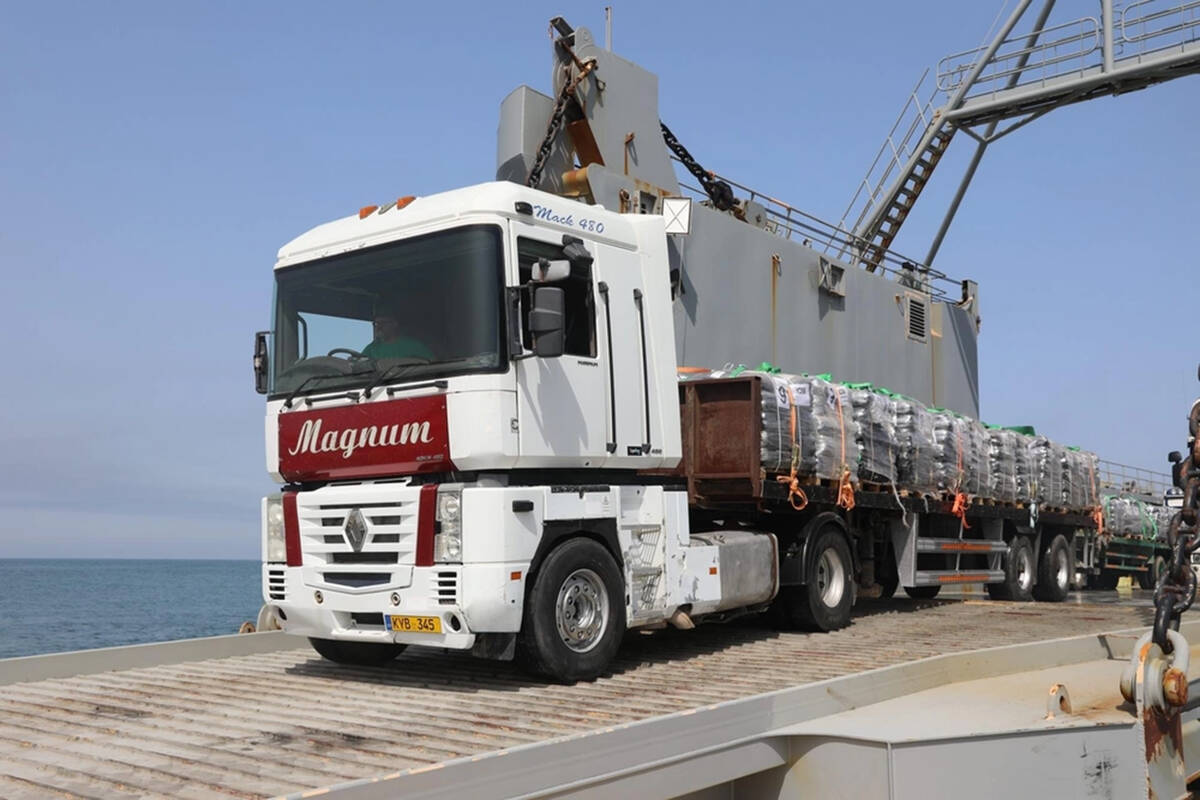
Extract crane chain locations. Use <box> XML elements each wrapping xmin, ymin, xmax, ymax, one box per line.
<box><xmin>1152</xmin><ymin>400</ymin><xmax>1200</xmax><ymax>652</ymax></box>
<box><xmin>659</xmin><ymin>121</ymin><xmax>736</xmax><ymax>211</ymax></box>
<box><xmin>526</xmin><ymin>57</ymin><xmax>597</xmax><ymax>189</ymax></box>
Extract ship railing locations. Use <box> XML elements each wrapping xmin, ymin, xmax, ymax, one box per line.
<box><xmin>674</xmin><ymin>169</ymin><xmax>962</xmax><ymax>302</ymax></box>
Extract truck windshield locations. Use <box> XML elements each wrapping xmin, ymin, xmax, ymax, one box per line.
<box><xmin>270</xmin><ymin>224</ymin><xmax>505</xmax><ymax>398</ymax></box>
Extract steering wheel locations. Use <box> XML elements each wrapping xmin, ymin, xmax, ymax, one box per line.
<box><xmin>327</xmin><ymin>348</ymin><xmax>366</xmax><ymax>359</ymax></box>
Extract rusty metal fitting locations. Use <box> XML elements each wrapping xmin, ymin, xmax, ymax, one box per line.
<box><xmin>561</xmin><ymin>167</ymin><xmax>591</xmax><ymax>198</ymax></box>
<box><xmin>1163</xmin><ymin>667</ymin><xmax>1189</xmax><ymax>707</ymax></box>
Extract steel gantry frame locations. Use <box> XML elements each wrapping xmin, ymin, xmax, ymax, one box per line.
<box><xmin>836</xmin><ymin>0</ymin><xmax>1200</xmax><ymax>272</ymax></box>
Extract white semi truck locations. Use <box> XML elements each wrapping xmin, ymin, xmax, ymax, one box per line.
<box><xmin>254</xmin><ymin>14</ymin><xmax>1197</xmax><ymax>681</ymax></box>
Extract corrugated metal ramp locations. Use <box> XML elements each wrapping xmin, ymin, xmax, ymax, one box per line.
<box><xmin>0</xmin><ymin>600</ymin><xmax>1158</xmax><ymax>799</ymax></box>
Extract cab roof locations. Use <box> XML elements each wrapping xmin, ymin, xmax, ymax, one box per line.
<box><xmin>275</xmin><ymin>181</ymin><xmax>638</xmax><ymax>269</ymax></box>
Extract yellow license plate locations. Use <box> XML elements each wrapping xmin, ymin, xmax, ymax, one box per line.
<box><xmin>388</xmin><ymin>615</ymin><xmax>442</xmax><ymax>634</ymax></box>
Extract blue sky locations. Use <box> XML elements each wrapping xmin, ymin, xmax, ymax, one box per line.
<box><xmin>2</xmin><ymin>2</ymin><xmax>1197</xmax><ymax>558</ymax></box>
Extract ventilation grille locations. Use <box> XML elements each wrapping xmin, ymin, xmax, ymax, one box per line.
<box><xmin>323</xmin><ymin>572</ymin><xmax>391</xmax><ymax>588</ymax></box>
<box><xmin>434</xmin><ymin>570</ymin><xmax>460</xmax><ymax>606</ymax></box>
<box><xmin>907</xmin><ymin>295</ymin><xmax>928</xmax><ymax>341</ymax></box>
<box><xmin>267</xmin><ymin>568</ymin><xmax>286</xmax><ymax>601</ymax></box>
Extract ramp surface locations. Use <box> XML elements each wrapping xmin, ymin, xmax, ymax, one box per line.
<box><xmin>0</xmin><ymin>599</ymin><xmax>1157</xmax><ymax>799</ymax></box>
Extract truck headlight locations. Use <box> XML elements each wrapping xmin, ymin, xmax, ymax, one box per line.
<box><xmin>265</xmin><ymin>494</ymin><xmax>286</xmax><ymax>563</ymax></box>
<box><xmin>434</xmin><ymin>487</ymin><xmax>462</xmax><ymax>563</ymax></box>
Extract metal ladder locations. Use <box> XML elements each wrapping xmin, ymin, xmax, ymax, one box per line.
<box><xmin>836</xmin><ymin>0</ymin><xmax>1200</xmax><ymax>272</ymax></box>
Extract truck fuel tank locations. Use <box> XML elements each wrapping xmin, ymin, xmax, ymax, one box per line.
<box><xmin>690</xmin><ymin>530</ymin><xmax>779</xmax><ymax>611</ymax></box>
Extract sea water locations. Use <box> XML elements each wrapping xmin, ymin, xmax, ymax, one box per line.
<box><xmin>0</xmin><ymin>559</ymin><xmax>262</xmax><ymax>659</ymax></box>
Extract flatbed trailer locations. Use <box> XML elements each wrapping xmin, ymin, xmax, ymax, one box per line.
<box><xmin>1076</xmin><ymin>530</ymin><xmax>1173</xmax><ymax>590</ymax></box>
<box><xmin>674</xmin><ymin>375</ymin><xmax>1094</xmax><ymax>606</ymax></box>
<box><xmin>0</xmin><ymin>600</ymin><xmax>1188</xmax><ymax>799</ymax></box>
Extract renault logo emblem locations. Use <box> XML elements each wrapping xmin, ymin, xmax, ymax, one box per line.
<box><xmin>344</xmin><ymin>508</ymin><xmax>368</xmax><ymax>552</ymax></box>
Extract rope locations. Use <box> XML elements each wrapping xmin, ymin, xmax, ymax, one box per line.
<box><xmin>1088</xmin><ymin>458</ymin><xmax>1104</xmax><ymax>535</ymax></box>
<box><xmin>775</xmin><ymin>383</ymin><xmax>809</xmax><ymax>511</ymax></box>
<box><xmin>889</xmin><ymin>479</ymin><xmax>910</xmax><ymax>530</ymax></box>
<box><xmin>837</xmin><ymin>466</ymin><xmax>857</xmax><ymax>510</ymax></box>
<box><xmin>832</xmin><ymin>388</ymin><xmax>856</xmax><ymax>510</ymax></box>
<box><xmin>951</xmin><ymin>490</ymin><xmax>971</xmax><ymax>529</ymax></box>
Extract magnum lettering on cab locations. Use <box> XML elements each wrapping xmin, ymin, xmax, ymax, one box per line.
<box><xmin>277</xmin><ymin>395</ymin><xmax>451</xmax><ymax>481</ymax></box>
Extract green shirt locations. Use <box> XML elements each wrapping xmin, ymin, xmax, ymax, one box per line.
<box><xmin>362</xmin><ymin>336</ymin><xmax>434</xmax><ymax>360</ymax></box>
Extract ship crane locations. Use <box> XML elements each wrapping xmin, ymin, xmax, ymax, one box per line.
<box><xmin>837</xmin><ymin>0</ymin><xmax>1200</xmax><ymax>273</ymax></box>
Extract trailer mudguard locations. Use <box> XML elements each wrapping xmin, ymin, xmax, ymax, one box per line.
<box><xmin>781</xmin><ymin>511</ymin><xmax>850</xmax><ymax>586</ymax></box>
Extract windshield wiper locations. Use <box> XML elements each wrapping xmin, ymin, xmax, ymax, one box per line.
<box><xmin>283</xmin><ymin>369</ymin><xmax>372</xmax><ymax>409</ymax></box>
<box><xmin>361</xmin><ymin>363</ymin><xmax>424</xmax><ymax>400</ymax></box>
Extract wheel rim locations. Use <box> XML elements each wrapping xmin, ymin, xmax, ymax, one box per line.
<box><xmin>555</xmin><ymin>568</ymin><xmax>609</xmax><ymax>653</ymax></box>
<box><xmin>816</xmin><ymin>548</ymin><xmax>846</xmax><ymax>608</ymax></box>
<box><xmin>1017</xmin><ymin>548</ymin><xmax>1033</xmax><ymax>592</ymax></box>
<box><xmin>1054</xmin><ymin>548</ymin><xmax>1070</xmax><ymax>590</ymax></box>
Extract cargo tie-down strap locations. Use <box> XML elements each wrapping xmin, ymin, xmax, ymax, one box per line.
<box><xmin>1087</xmin><ymin>460</ymin><xmax>1105</xmax><ymax>534</ymax></box>
<box><xmin>831</xmin><ymin>389</ymin><xmax>856</xmax><ymax>510</ymax></box>
<box><xmin>951</xmin><ymin>425</ymin><xmax>971</xmax><ymax>528</ymax></box>
<box><xmin>775</xmin><ymin>384</ymin><xmax>809</xmax><ymax>511</ymax></box>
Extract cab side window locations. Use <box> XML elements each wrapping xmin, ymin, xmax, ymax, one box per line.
<box><xmin>517</xmin><ymin>237</ymin><xmax>597</xmax><ymax>357</ymax></box>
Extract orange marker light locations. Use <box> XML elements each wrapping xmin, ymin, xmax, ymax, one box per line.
<box><xmin>396</xmin><ymin>195</ymin><xmax>416</xmax><ymax>210</ymax></box>
<box><xmin>709</xmin><ymin>566</ymin><xmax>718</xmax><ymax>575</ymax></box>
<box><xmin>510</xmin><ymin>571</ymin><xmax>522</xmax><ymax>581</ymax></box>
<box><xmin>358</xmin><ymin>205</ymin><xmax>378</xmax><ymax>219</ymax></box>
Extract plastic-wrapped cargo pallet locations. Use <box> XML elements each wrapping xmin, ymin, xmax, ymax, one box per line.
<box><xmin>1101</xmin><ymin>494</ymin><xmax>1172</xmax><ymax>539</ymax></box>
<box><xmin>1065</xmin><ymin>449</ymin><xmax>1100</xmax><ymax>510</ymax></box>
<box><xmin>1031</xmin><ymin>437</ymin><xmax>1067</xmax><ymax>508</ymax></box>
<box><xmin>894</xmin><ymin>395</ymin><xmax>938</xmax><ymax>493</ymax></box>
<box><xmin>758</xmin><ymin>373</ymin><xmax>812</xmax><ymax>475</ymax></box>
<box><xmin>1154</xmin><ymin>504</ymin><xmax>1177</xmax><ymax>539</ymax></box>
<box><xmin>933</xmin><ymin>412</ymin><xmax>988</xmax><ymax>496</ymax></box>
<box><xmin>848</xmin><ymin>384</ymin><xmax>897</xmax><ymax>484</ymax></box>
<box><xmin>755</xmin><ymin>372</ymin><xmax>860</xmax><ymax>483</ymax></box>
<box><xmin>988</xmin><ymin>428</ymin><xmax>1020</xmax><ymax>504</ymax></box>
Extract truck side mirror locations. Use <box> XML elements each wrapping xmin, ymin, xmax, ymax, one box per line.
<box><xmin>528</xmin><ymin>287</ymin><xmax>565</xmax><ymax>358</ymax></box>
<box><xmin>253</xmin><ymin>331</ymin><xmax>270</xmax><ymax>394</ymax></box>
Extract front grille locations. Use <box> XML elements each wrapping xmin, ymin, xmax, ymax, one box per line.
<box><xmin>267</xmin><ymin>568</ymin><xmax>285</xmax><ymax>601</ymax></box>
<box><xmin>323</xmin><ymin>572</ymin><xmax>391</xmax><ymax>588</ymax></box>
<box><xmin>297</xmin><ymin>493</ymin><xmax>419</xmax><ymax>573</ymax></box>
<box><xmin>329</xmin><ymin>551</ymin><xmax>397</xmax><ymax>565</ymax></box>
<box><xmin>434</xmin><ymin>570</ymin><xmax>459</xmax><ymax>606</ymax></box>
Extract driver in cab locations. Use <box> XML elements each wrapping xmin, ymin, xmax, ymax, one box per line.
<box><xmin>363</xmin><ymin>303</ymin><xmax>434</xmax><ymax>361</ymax></box>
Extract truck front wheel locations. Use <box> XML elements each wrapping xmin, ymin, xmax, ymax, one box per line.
<box><xmin>519</xmin><ymin>537</ymin><xmax>625</xmax><ymax>683</ymax></box>
<box><xmin>782</xmin><ymin>525</ymin><xmax>854</xmax><ymax>632</ymax></box>
<box><xmin>1033</xmin><ymin>534</ymin><xmax>1071</xmax><ymax>602</ymax></box>
<box><xmin>308</xmin><ymin>638</ymin><xmax>406</xmax><ymax>666</ymax></box>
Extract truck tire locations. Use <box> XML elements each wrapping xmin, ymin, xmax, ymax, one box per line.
<box><xmin>903</xmin><ymin>585</ymin><xmax>941</xmax><ymax>600</ymax></box>
<box><xmin>782</xmin><ymin>525</ymin><xmax>854</xmax><ymax>631</ymax></box>
<box><xmin>308</xmin><ymin>638</ymin><xmax>406</xmax><ymax>666</ymax></box>
<box><xmin>986</xmin><ymin>536</ymin><xmax>1035</xmax><ymax>601</ymax></box>
<box><xmin>1033</xmin><ymin>534</ymin><xmax>1071</xmax><ymax>602</ymax></box>
<box><xmin>518</xmin><ymin>537</ymin><xmax>625</xmax><ymax>683</ymax></box>
<box><xmin>1139</xmin><ymin>556</ymin><xmax>1166</xmax><ymax>590</ymax></box>
<box><xmin>1089</xmin><ymin>569</ymin><xmax>1120</xmax><ymax>590</ymax></box>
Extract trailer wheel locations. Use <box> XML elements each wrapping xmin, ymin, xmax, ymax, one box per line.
<box><xmin>1139</xmin><ymin>556</ymin><xmax>1166</xmax><ymax>590</ymax></box>
<box><xmin>518</xmin><ymin>537</ymin><xmax>625</xmax><ymax>683</ymax></box>
<box><xmin>1033</xmin><ymin>534</ymin><xmax>1071</xmax><ymax>602</ymax></box>
<box><xmin>903</xmin><ymin>585</ymin><xmax>941</xmax><ymax>600</ymax></box>
<box><xmin>986</xmin><ymin>536</ymin><xmax>1035</xmax><ymax>601</ymax></box>
<box><xmin>783</xmin><ymin>525</ymin><xmax>854</xmax><ymax>631</ymax></box>
<box><xmin>1088</xmin><ymin>569</ymin><xmax>1120</xmax><ymax>590</ymax></box>
<box><xmin>307</xmin><ymin>638</ymin><xmax>406</xmax><ymax>666</ymax></box>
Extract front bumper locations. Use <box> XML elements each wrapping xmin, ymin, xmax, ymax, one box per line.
<box><xmin>262</xmin><ymin>562</ymin><xmax>527</xmax><ymax>649</ymax></box>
